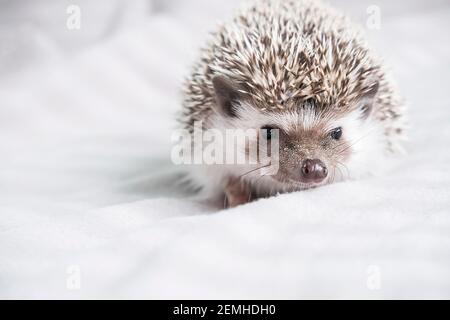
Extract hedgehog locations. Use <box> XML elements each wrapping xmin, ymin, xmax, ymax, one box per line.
<box><xmin>179</xmin><ymin>0</ymin><xmax>406</xmax><ymax>208</ymax></box>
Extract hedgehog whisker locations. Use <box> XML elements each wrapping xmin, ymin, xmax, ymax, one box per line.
<box><xmin>335</xmin><ymin>160</ymin><xmax>350</xmax><ymax>180</ymax></box>
<box><xmin>332</xmin><ymin>166</ymin><xmax>339</xmax><ymax>183</ymax></box>
<box><xmin>238</xmin><ymin>163</ymin><xmax>272</xmax><ymax>179</ymax></box>
<box><xmin>334</xmin><ymin>125</ymin><xmax>378</xmax><ymax>156</ymax></box>
<box><xmin>330</xmin><ymin>141</ymin><xmax>347</xmax><ymax>152</ymax></box>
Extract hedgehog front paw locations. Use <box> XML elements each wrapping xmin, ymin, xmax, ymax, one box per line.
<box><xmin>224</xmin><ymin>177</ymin><xmax>252</xmax><ymax>208</ymax></box>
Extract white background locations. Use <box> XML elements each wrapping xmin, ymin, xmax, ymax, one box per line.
<box><xmin>0</xmin><ymin>0</ymin><xmax>449</xmax><ymax>298</ymax></box>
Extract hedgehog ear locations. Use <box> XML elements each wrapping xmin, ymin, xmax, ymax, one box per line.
<box><xmin>359</xmin><ymin>81</ymin><xmax>379</xmax><ymax>120</ymax></box>
<box><xmin>212</xmin><ymin>75</ymin><xmax>243</xmax><ymax>117</ymax></box>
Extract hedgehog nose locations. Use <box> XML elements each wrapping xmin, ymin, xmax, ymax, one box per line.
<box><xmin>300</xmin><ymin>159</ymin><xmax>328</xmax><ymax>183</ymax></box>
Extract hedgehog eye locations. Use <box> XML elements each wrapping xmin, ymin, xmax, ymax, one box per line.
<box><xmin>329</xmin><ymin>127</ymin><xmax>343</xmax><ymax>140</ymax></box>
<box><xmin>261</xmin><ymin>126</ymin><xmax>276</xmax><ymax>140</ymax></box>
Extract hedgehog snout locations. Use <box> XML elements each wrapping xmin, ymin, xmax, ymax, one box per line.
<box><xmin>299</xmin><ymin>159</ymin><xmax>328</xmax><ymax>183</ymax></box>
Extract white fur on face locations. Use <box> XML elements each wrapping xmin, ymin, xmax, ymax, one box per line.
<box><xmin>326</xmin><ymin>109</ymin><xmax>387</xmax><ymax>182</ymax></box>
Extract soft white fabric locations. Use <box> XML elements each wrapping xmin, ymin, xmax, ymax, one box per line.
<box><xmin>0</xmin><ymin>0</ymin><xmax>449</xmax><ymax>299</ymax></box>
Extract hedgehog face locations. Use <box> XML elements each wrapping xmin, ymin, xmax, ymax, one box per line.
<box><xmin>211</xmin><ymin>75</ymin><xmax>383</xmax><ymax>193</ymax></box>
<box><xmin>253</xmin><ymin>104</ymin><xmax>383</xmax><ymax>192</ymax></box>
<box><xmin>262</xmin><ymin>111</ymin><xmax>355</xmax><ymax>190</ymax></box>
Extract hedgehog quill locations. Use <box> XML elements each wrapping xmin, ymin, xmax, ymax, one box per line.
<box><xmin>180</xmin><ymin>0</ymin><xmax>406</xmax><ymax>208</ymax></box>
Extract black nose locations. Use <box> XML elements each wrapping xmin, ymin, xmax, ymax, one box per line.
<box><xmin>300</xmin><ymin>159</ymin><xmax>328</xmax><ymax>183</ymax></box>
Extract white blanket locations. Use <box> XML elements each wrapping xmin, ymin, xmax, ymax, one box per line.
<box><xmin>1</xmin><ymin>0</ymin><xmax>449</xmax><ymax>299</ymax></box>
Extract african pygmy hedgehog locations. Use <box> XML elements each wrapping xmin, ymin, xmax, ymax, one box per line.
<box><xmin>180</xmin><ymin>0</ymin><xmax>406</xmax><ymax>207</ymax></box>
